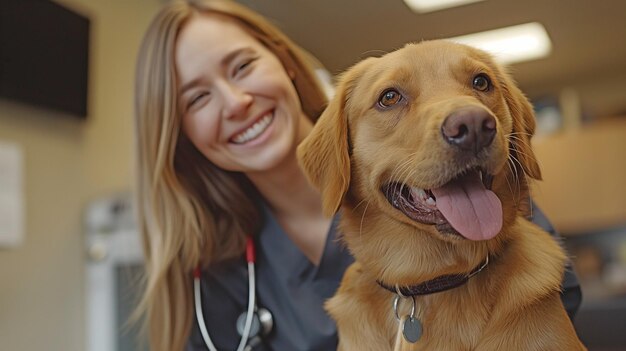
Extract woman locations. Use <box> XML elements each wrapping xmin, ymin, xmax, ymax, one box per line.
<box><xmin>134</xmin><ymin>1</ymin><xmax>581</xmax><ymax>350</ymax></box>
<box><xmin>135</xmin><ymin>1</ymin><xmax>342</xmax><ymax>350</ymax></box>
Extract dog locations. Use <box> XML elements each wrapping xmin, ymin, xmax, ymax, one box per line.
<box><xmin>297</xmin><ymin>40</ymin><xmax>586</xmax><ymax>350</ymax></box>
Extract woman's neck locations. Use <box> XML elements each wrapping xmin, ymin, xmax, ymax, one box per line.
<box><xmin>247</xmin><ymin>148</ymin><xmax>322</xmax><ymax>219</ymax></box>
<box><xmin>247</xmin><ymin>113</ymin><xmax>323</xmax><ymax>218</ymax></box>
<box><xmin>246</xmin><ymin>146</ymin><xmax>332</xmax><ymax>265</ymax></box>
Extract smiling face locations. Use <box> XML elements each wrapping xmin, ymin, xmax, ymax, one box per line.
<box><xmin>299</xmin><ymin>40</ymin><xmax>541</xmax><ymax>245</ymax></box>
<box><xmin>347</xmin><ymin>43</ymin><xmax>514</xmax><ymax>242</ymax></box>
<box><xmin>175</xmin><ymin>13</ymin><xmax>312</xmax><ymax>174</ymax></box>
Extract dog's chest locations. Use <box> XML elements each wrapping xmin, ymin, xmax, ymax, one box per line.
<box><xmin>392</xmin><ymin>296</ymin><xmax>487</xmax><ymax>351</ymax></box>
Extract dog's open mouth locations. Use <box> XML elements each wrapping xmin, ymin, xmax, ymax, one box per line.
<box><xmin>382</xmin><ymin>169</ymin><xmax>503</xmax><ymax>241</ymax></box>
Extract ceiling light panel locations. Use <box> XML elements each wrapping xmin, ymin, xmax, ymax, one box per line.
<box><xmin>448</xmin><ymin>22</ymin><xmax>553</xmax><ymax>65</ymax></box>
<box><xmin>404</xmin><ymin>0</ymin><xmax>487</xmax><ymax>13</ymax></box>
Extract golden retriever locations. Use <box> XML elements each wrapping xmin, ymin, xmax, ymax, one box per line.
<box><xmin>298</xmin><ymin>40</ymin><xmax>586</xmax><ymax>350</ymax></box>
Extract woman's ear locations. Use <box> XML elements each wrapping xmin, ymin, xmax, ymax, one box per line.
<box><xmin>501</xmin><ymin>71</ymin><xmax>542</xmax><ymax>181</ymax></box>
<box><xmin>297</xmin><ymin>59</ymin><xmax>374</xmax><ymax>216</ymax></box>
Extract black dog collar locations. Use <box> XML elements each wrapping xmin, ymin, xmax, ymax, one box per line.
<box><xmin>377</xmin><ymin>256</ymin><xmax>489</xmax><ymax>297</ymax></box>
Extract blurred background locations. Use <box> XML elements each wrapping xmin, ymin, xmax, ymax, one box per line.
<box><xmin>0</xmin><ymin>0</ymin><xmax>625</xmax><ymax>350</ymax></box>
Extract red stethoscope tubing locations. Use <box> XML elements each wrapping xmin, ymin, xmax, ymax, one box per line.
<box><xmin>245</xmin><ymin>236</ymin><xmax>256</xmax><ymax>264</ymax></box>
<box><xmin>193</xmin><ymin>236</ymin><xmax>257</xmax><ymax>351</ymax></box>
<box><xmin>193</xmin><ymin>237</ymin><xmax>255</xmax><ymax>277</ymax></box>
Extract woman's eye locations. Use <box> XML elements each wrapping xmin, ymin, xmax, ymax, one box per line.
<box><xmin>238</xmin><ymin>61</ymin><xmax>251</xmax><ymax>71</ymax></box>
<box><xmin>188</xmin><ymin>92</ymin><xmax>209</xmax><ymax>108</ymax></box>
<box><xmin>378</xmin><ymin>88</ymin><xmax>402</xmax><ymax>107</ymax></box>
<box><xmin>234</xmin><ymin>57</ymin><xmax>257</xmax><ymax>75</ymax></box>
<box><xmin>472</xmin><ymin>74</ymin><xmax>491</xmax><ymax>92</ymax></box>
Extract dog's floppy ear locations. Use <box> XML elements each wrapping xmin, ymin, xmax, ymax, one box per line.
<box><xmin>297</xmin><ymin>58</ymin><xmax>374</xmax><ymax>216</ymax></box>
<box><xmin>500</xmin><ymin>71</ymin><xmax>542</xmax><ymax>181</ymax></box>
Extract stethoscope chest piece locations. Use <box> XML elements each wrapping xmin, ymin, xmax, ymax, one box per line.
<box><xmin>194</xmin><ymin>237</ymin><xmax>274</xmax><ymax>351</ymax></box>
<box><xmin>236</xmin><ymin>307</ymin><xmax>273</xmax><ymax>338</ymax></box>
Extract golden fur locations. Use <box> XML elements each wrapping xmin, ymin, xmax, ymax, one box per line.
<box><xmin>298</xmin><ymin>40</ymin><xmax>586</xmax><ymax>350</ymax></box>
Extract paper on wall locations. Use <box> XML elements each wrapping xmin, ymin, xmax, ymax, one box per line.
<box><xmin>0</xmin><ymin>141</ymin><xmax>24</xmax><ymax>248</ymax></box>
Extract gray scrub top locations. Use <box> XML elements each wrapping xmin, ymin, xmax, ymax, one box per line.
<box><xmin>186</xmin><ymin>202</ymin><xmax>581</xmax><ymax>351</ymax></box>
<box><xmin>186</xmin><ymin>205</ymin><xmax>354</xmax><ymax>351</ymax></box>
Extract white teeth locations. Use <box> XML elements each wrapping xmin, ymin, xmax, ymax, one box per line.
<box><xmin>232</xmin><ymin>113</ymin><xmax>273</xmax><ymax>144</ymax></box>
<box><xmin>410</xmin><ymin>186</ymin><xmax>437</xmax><ymax>208</ymax></box>
<box><xmin>410</xmin><ymin>187</ymin><xmax>428</xmax><ymax>202</ymax></box>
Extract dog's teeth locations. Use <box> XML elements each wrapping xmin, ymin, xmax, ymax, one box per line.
<box><xmin>410</xmin><ymin>187</ymin><xmax>437</xmax><ymax>208</ymax></box>
<box><xmin>425</xmin><ymin>197</ymin><xmax>436</xmax><ymax>207</ymax></box>
<box><xmin>410</xmin><ymin>187</ymin><xmax>428</xmax><ymax>202</ymax></box>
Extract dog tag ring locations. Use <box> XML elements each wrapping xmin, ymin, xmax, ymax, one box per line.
<box><xmin>402</xmin><ymin>316</ymin><xmax>423</xmax><ymax>343</ymax></box>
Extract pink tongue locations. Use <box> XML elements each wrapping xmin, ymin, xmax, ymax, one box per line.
<box><xmin>431</xmin><ymin>171</ymin><xmax>502</xmax><ymax>241</ymax></box>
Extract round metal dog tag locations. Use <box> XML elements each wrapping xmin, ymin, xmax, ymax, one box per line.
<box><xmin>402</xmin><ymin>316</ymin><xmax>423</xmax><ymax>343</ymax></box>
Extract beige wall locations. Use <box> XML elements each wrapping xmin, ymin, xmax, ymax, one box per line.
<box><xmin>532</xmin><ymin>119</ymin><xmax>626</xmax><ymax>234</ymax></box>
<box><xmin>0</xmin><ymin>1</ymin><xmax>160</xmax><ymax>350</ymax></box>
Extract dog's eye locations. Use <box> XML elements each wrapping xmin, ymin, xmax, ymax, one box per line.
<box><xmin>378</xmin><ymin>89</ymin><xmax>402</xmax><ymax>107</ymax></box>
<box><xmin>472</xmin><ymin>74</ymin><xmax>491</xmax><ymax>92</ymax></box>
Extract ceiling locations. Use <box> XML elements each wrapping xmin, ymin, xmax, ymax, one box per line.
<box><xmin>237</xmin><ymin>0</ymin><xmax>626</xmax><ymax>118</ymax></box>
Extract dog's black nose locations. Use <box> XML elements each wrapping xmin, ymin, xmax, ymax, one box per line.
<box><xmin>441</xmin><ymin>107</ymin><xmax>496</xmax><ymax>154</ymax></box>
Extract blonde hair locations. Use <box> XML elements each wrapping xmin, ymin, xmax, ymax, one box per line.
<box><xmin>133</xmin><ymin>1</ymin><xmax>328</xmax><ymax>350</ymax></box>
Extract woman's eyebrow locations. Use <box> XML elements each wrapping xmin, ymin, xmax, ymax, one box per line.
<box><xmin>180</xmin><ymin>78</ymin><xmax>202</xmax><ymax>96</ymax></box>
<box><xmin>220</xmin><ymin>46</ymin><xmax>254</xmax><ymax>68</ymax></box>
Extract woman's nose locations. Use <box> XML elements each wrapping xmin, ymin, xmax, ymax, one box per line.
<box><xmin>219</xmin><ymin>82</ymin><xmax>253</xmax><ymax>120</ymax></box>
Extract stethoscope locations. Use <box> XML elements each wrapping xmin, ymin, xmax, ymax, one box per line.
<box><xmin>193</xmin><ymin>237</ymin><xmax>274</xmax><ymax>351</ymax></box>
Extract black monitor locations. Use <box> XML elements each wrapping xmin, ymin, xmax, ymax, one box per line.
<box><xmin>0</xmin><ymin>0</ymin><xmax>90</xmax><ymax>118</ymax></box>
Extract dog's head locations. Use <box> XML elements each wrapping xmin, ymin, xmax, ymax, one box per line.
<box><xmin>298</xmin><ymin>40</ymin><xmax>540</xmax><ymax>251</ymax></box>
